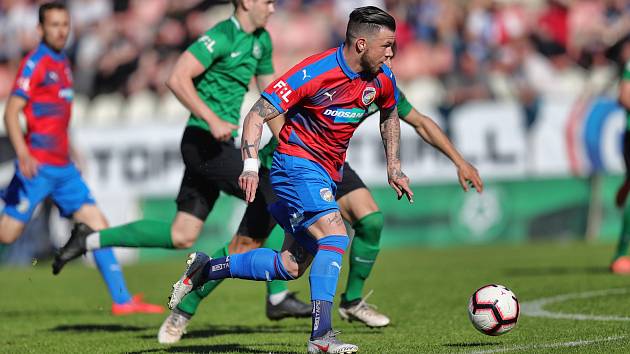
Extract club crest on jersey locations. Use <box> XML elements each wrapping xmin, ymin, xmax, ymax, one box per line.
<box><xmin>320</xmin><ymin>188</ymin><xmax>334</xmax><ymax>202</ymax></box>
<box><xmin>44</xmin><ymin>71</ymin><xmax>59</xmax><ymax>84</ymax></box>
<box><xmin>362</xmin><ymin>87</ymin><xmax>376</xmax><ymax>106</ymax></box>
<box><xmin>252</xmin><ymin>41</ymin><xmax>262</xmax><ymax>59</ymax></box>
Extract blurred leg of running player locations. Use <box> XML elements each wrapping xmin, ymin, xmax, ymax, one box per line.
<box><xmin>611</xmin><ymin>56</ymin><xmax>630</xmax><ymax>273</ymax></box>
<box><xmin>612</xmin><ymin>131</ymin><xmax>630</xmax><ymax>274</ymax></box>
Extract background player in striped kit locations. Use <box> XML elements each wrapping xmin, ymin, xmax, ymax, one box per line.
<box><xmin>0</xmin><ymin>1</ymin><xmax>163</xmax><ymax>315</ymax></box>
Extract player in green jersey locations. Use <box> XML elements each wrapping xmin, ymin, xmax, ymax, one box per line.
<box><xmin>157</xmin><ymin>77</ymin><xmax>483</xmax><ymax>343</ymax></box>
<box><xmin>52</xmin><ymin>0</ymin><xmax>310</xmax><ymax>316</ymax></box>
<box><xmin>611</xmin><ymin>59</ymin><xmax>630</xmax><ymax>274</ymax></box>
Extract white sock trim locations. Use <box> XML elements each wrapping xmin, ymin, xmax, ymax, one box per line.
<box><xmin>268</xmin><ymin>290</ymin><xmax>289</xmax><ymax>305</ymax></box>
<box><xmin>85</xmin><ymin>232</ymin><xmax>101</xmax><ymax>250</ymax></box>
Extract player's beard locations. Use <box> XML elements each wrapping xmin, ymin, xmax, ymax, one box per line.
<box><xmin>360</xmin><ymin>53</ymin><xmax>382</xmax><ymax>77</ymax></box>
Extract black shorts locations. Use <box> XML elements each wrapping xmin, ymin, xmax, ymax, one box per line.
<box><xmin>235</xmin><ymin>161</ymin><xmax>367</xmax><ymax>239</ymax></box>
<box><xmin>336</xmin><ymin>162</ymin><xmax>367</xmax><ymax>199</ymax></box>
<box><xmin>176</xmin><ymin>127</ymin><xmax>273</xmax><ymax>237</ymax></box>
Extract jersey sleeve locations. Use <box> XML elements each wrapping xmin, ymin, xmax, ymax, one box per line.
<box><xmin>623</xmin><ymin>60</ymin><xmax>630</xmax><ymax>81</ymax></box>
<box><xmin>396</xmin><ymin>87</ymin><xmax>413</xmax><ymax>117</ymax></box>
<box><xmin>187</xmin><ymin>28</ymin><xmax>230</xmax><ymax>69</ymax></box>
<box><xmin>256</xmin><ymin>31</ymin><xmax>274</xmax><ymax>76</ymax></box>
<box><xmin>11</xmin><ymin>56</ymin><xmax>41</xmax><ymax>100</ymax></box>
<box><xmin>261</xmin><ymin>62</ymin><xmax>310</xmax><ymax>114</ymax></box>
<box><xmin>376</xmin><ymin>65</ymin><xmax>398</xmax><ymax>111</ymax></box>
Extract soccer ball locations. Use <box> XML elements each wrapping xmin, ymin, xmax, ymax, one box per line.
<box><xmin>468</xmin><ymin>284</ymin><xmax>519</xmax><ymax>336</ymax></box>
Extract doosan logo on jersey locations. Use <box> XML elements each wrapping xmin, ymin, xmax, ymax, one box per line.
<box><xmin>323</xmin><ymin>108</ymin><xmax>364</xmax><ymax>119</ymax></box>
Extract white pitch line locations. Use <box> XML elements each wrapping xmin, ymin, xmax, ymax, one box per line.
<box><xmin>467</xmin><ymin>335</ymin><xmax>626</xmax><ymax>354</ymax></box>
<box><xmin>520</xmin><ymin>288</ymin><xmax>630</xmax><ymax>321</ymax></box>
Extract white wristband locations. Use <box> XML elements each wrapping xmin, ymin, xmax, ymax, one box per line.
<box><xmin>243</xmin><ymin>158</ymin><xmax>259</xmax><ymax>173</ymax></box>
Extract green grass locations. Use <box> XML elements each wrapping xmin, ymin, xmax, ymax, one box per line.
<box><xmin>2</xmin><ymin>242</ymin><xmax>630</xmax><ymax>353</ymax></box>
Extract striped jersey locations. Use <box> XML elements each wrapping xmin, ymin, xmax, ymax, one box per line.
<box><xmin>262</xmin><ymin>44</ymin><xmax>398</xmax><ymax>181</ymax></box>
<box><xmin>259</xmin><ymin>87</ymin><xmax>412</xmax><ymax>170</ymax></box>
<box><xmin>11</xmin><ymin>42</ymin><xmax>73</xmax><ymax>165</ymax></box>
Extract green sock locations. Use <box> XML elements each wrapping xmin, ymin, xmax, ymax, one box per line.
<box><xmin>100</xmin><ymin>220</ymin><xmax>174</xmax><ymax>248</ymax></box>
<box><xmin>176</xmin><ymin>244</ymin><xmax>229</xmax><ymax>316</ymax></box>
<box><xmin>265</xmin><ymin>227</ymin><xmax>289</xmax><ymax>296</ymax></box>
<box><xmin>614</xmin><ymin>205</ymin><xmax>630</xmax><ymax>260</ymax></box>
<box><xmin>342</xmin><ymin>212</ymin><xmax>383</xmax><ymax>304</ymax></box>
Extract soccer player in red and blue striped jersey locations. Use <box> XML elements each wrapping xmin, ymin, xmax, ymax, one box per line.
<box><xmin>167</xmin><ymin>7</ymin><xmax>414</xmax><ymax>352</ymax></box>
<box><xmin>0</xmin><ymin>2</ymin><xmax>162</xmax><ymax>315</ymax></box>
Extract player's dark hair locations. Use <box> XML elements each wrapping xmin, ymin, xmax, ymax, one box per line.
<box><xmin>39</xmin><ymin>2</ymin><xmax>67</xmax><ymax>25</ymax></box>
<box><xmin>345</xmin><ymin>6</ymin><xmax>396</xmax><ymax>44</ymax></box>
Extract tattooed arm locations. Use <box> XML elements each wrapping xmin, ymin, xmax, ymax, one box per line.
<box><xmin>380</xmin><ymin>105</ymin><xmax>414</xmax><ymax>203</ymax></box>
<box><xmin>239</xmin><ymin>96</ymin><xmax>281</xmax><ymax>202</ymax></box>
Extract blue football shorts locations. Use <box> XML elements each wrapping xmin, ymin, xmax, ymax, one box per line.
<box><xmin>268</xmin><ymin>152</ymin><xmax>339</xmax><ymax>254</ymax></box>
<box><xmin>1</xmin><ymin>162</ymin><xmax>95</xmax><ymax>222</ymax></box>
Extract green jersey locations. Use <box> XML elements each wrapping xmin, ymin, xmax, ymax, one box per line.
<box><xmin>258</xmin><ymin>87</ymin><xmax>413</xmax><ymax>169</ymax></box>
<box><xmin>186</xmin><ymin>16</ymin><xmax>274</xmax><ymax>135</ymax></box>
<box><xmin>624</xmin><ymin>60</ymin><xmax>630</xmax><ymax>130</ymax></box>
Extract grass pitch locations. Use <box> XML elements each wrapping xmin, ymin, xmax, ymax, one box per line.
<box><xmin>2</xmin><ymin>242</ymin><xmax>630</xmax><ymax>353</ymax></box>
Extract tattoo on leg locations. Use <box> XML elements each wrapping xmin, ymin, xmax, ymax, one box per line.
<box><xmin>327</xmin><ymin>212</ymin><xmax>343</xmax><ymax>226</ymax></box>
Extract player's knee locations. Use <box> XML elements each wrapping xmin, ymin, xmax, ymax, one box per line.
<box><xmin>229</xmin><ymin>235</ymin><xmax>263</xmax><ymax>254</ymax></box>
<box><xmin>0</xmin><ymin>218</ymin><xmax>22</xmax><ymax>244</ymax></box>
<box><xmin>170</xmin><ymin>228</ymin><xmax>198</xmax><ymax>249</ymax></box>
<box><xmin>354</xmin><ymin>211</ymin><xmax>384</xmax><ymax>244</ymax></box>
<box><xmin>0</xmin><ymin>229</ymin><xmax>15</xmax><ymax>244</ymax></box>
<box><xmin>280</xmin><ymin>254</ymin><xmax>303</xmax><ymax>279</ymax></box>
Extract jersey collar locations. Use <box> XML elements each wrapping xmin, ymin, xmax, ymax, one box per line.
<box><xmin>336</xmin><ymin>43</ymin><xmax>359</xmax><ymax>80</ymax></box>
<box><xmin>230</xmin><ymin>16</ymin><xmax>242</xmax><ymax>31</ymax></box>
<box><xmin>39</xmin><ymin>42</ymin><xmax>66</xmax><ymax>61</ymax></box>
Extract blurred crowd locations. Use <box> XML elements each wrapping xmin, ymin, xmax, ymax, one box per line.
<box><xmin>1</xmin><ymin>0</ymin><xmax>630</xmax><ymax>125</ymax></box>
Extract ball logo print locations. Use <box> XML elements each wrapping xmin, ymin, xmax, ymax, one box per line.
<box><xmin>468</xmin><ymin>284</ymin><xmax>519</xmax><ymax>336</ymax></box>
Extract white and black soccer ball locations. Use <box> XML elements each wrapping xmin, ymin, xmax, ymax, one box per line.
<box><xmin>468</xmin><ymin>284</ymin><xmax>519</xmax><ymax>336</ymax></box>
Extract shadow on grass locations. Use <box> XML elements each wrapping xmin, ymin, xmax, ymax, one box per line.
<box><xmin>137</xmin><ymin>324</ymin><xmax>304</xmax><ymax>340</ymax></box>
<box><xmin>1</xmin><ymin>309</ymin><xmax>105</xmax><ymax>317</ymax></box>
<box><xmin>443</xmin><ymin>342</ymin><xmax>501</xmax><ymax>348</ymax></box>
<box><xmin>137</xmin><ymin>323</ymin><xmax>381</xmax><ymax>340</ymax></box>
<box><xmin>51</xmin><ymin>324</ymin><xmax>149</xmax><ymax>332</ymax></box>
<box><xmin>128</xmin><ymin>343</ymin><xmax>296</xmax><ymax>353</ymax></box>
<box><xmin>504</xmin><ymin>266</ymin><xmax>608</xmax><ymax>277</ymax></box>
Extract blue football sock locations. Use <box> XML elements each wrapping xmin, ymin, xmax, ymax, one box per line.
<box><xmin>202</xmin><ymin>257</ymin><xmax>232</xmax><ymax>281</ymax></box>
<box><xmin>92</xmin><ymin>248</ymin><xmax>132</xmax><ymax>304</ymax></box>
<box><xmin>229</xmin><ymin>248</ymin><xmax>294</xmax><ymax>281</ymax></box>
<box><xmin>311</xmin><ymin>300</ymin><xmax>333</xmax><ymax>339</ymax></box>
<box><xmin>309</xmin><ymin>235</ymin><xmax>349</xmax><ymax>302</ymax></box>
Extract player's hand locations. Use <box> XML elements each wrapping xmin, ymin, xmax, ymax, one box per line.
<box><xmin>209</xmin><ymin>119</ymin><xmax>238</xmax><ymax>142</ymax></box>
<box><xmin>239</xmin><ymin>170</ymin><xmax>259</xmax><ymax>203</ymax></box>
<box><xmin>388</xmin><ymin>168</ymin><xmax>414</xmax><ymax>204</ymax></box>
<box><xmin>457</xmin><ymin>161</ymin><xmax>483</xmax><ymax>193</ymax></box>
<box><xmin>17</xmin><ymin>152</ymin><xmax>39</xmax><ymax>179</ymax></box>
